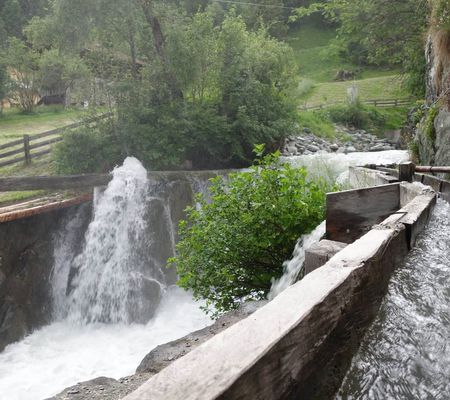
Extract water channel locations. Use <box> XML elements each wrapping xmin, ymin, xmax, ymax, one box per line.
<box><xmin>337</xmin><ymin>199</ymin><xmax>450</xmax><ymax>400</ymax></box>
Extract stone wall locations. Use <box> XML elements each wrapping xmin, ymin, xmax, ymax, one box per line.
<box><xmin>0</xmin><ymin>202</ymin><xmax>92</xmax><ymax>351</ymax></box>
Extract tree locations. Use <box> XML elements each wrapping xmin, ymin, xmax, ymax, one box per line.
<box><xmin>171</xmin><ymin>149</ymin><xmax>336</xmax><ymax>316</ymax></box>
<box><xmin>0</xmin><ymin>63</ymin><xmax>8</xmax><ymax>114</ymax></box>
<box><xmin>3</xmin><ymin>37</ymin><xmax>40</xmax><ymax>112</ymax></box>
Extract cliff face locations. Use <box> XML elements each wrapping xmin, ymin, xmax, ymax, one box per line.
<box><xmin>416</xmin><ymin>33</ymin><xmax>450</xmax><ymax>169</ymax></box>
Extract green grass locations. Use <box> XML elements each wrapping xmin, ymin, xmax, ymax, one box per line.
<box><xmin>297</xmin><ymin>110</ymin><xmax>336</xmax><ymax>139</ymax></box>
<box><xmin>287</xmin><ymin>22</ymin><xmax>411</xmax><ymax>107</ymax></box>
<box><xmin>0</xmin><ymin>105</ymin><xmax>89</xmax><ymax>145</ymax></box>
<box><xmin>302</xmin><ymin>76</ymin><xmax>410</xmax><ymax>107</ymax></box>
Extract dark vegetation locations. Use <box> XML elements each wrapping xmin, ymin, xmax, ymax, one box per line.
<box><xmin>1</xmin><ymin>0</ymin><xmax>429</xmax><ymax>173</ymax></box>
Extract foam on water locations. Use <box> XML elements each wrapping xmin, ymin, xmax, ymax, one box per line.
<box><xmin>337</xmin><ymin>200</ymin><xmax>450</xmax><ymax>399</ymax></box>
<box><xmin>0</xmin><ymin>287</ymin><xmax>211</xmax><ymax>400</ymax></box>
<box><xmin>285</xmin><ymin>150</ymin><xmax>409</xmax><ymax>184</ymax></box>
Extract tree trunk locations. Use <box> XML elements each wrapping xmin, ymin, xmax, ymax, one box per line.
<box><xmin>137</xmin><ymin>0</ymin><xmax>183</xmax><ymax>100</ymax></box>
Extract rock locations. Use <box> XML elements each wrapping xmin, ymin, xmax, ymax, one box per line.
<box><xmin>337</xmin><ymin>147</ymin><xmax>346</xmax><ymax>154</ymax></box>
<box><xmin>330</xmin><ymin>144</ymin><xmax>339</xmax><ymax>152</ymax></box>
<box><xmin>303</xmin><ymin>127</ymin><xmax>312</xmax><ymax>134</ymax></box>
<box><xmin>369</xmin><ymin>144</ymin><xmax>385</xmax><ymax>152</ymax></box>
<box><xmin>306</xmin><ymin>144</ymin><xmax>320</xmax><ymax>153</ymax></box>
<box><xmin>346</xmin><ymin>146</ymin><xmax>357</xmax><ymax>153</ymax></box>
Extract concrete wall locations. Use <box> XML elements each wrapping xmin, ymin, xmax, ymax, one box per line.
<box><xmin>123</xmin><ymin>180</ymin><xmax>437</xmax><ymax>400</ymax></box>
<box><xmin>0</xmin><ymin>201</ymin><xmax>92</xmax><ymax>351</ymax></box>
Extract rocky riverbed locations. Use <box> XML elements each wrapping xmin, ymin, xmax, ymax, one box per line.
<box><xmin>282</xmin><ymin>125</ymin><xmax>402</xmax><ymax>157</ymax></box>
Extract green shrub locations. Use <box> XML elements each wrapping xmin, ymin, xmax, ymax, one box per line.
<box><xmin>171</xmin><ymin>148</ymin><xmax>336</xmax><ymax>316</ymax></box>
<box><xmin>53</xmin><ymin>124</ymin><xmax>121</xmax><ymax>174</ymax></box>
<box><xmin>424</xmin><ymin>104</ymin><xmax>439</xmax><ymax>142</ymax></box>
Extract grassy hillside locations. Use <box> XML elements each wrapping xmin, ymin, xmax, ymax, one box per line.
<box><xmin>0</xmin><ymin>106</ymin><xmax>88</xmax><ymax>145</ymax></box>
<box><xmin>287</xmin><ymin>23</ymin><xmax>411</xmax><ymax>107</ymax></box>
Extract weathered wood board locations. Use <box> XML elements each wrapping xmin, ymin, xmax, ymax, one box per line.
<box><xmin>326</xmin><ymin>183</ymin><xmax>400</xmax><ymax>243</ymax></box>
<box><xmin>0</xmin><ymin>174</ymin><xmax>111</xmax><ymax>191</ymax></box>
<box><xmin>422</xmin><ymin>175</ymin><xmax>442</xmax><ymax>193</ymax></box>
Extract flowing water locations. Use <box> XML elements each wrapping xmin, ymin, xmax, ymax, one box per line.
<box><xmin>268</xmin><ymin>221</ymin><xmax>326</xmax><ymax>299</ymax></box>
<box><xmin>0</xmin><ymin>151</ymin><xmax>409</xmax><ymax>400</ymax></box>
<box><xmin>337</xmin><ymin>200</ymin><xmax>450</xmax><ymax>400</ymax></box>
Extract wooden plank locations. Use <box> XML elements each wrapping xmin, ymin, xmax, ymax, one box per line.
<box><xmin>0</xmin><ymin>193</ymin><xmax>93</xmax><ymax>223</ymax></box>
<box><xmin>422</xmin><ymin>175</ymin><xmax>442</xmax><ymax>192</ymax></box>
<box><xmin>29</xmin><ymin>136</ymin><xmax>63</xmax><ymax>150</ymax></box>
<box><xmin>440</xmin><ymin>180</ymin><xmax>450</xmax><ymax>203</ymax></box>
<box><xmin>0</xmin><ymin>156</ymin><xmax>26</xmax><ymax>168</ymax></box>
<box><xmin>0</xmin><ymin>138</ymin><xmax>23</xmax><ymax>150</ymax></box>
<box><xmin>326</xmin><ymin>183</ymin><xmax>400</xmax><ymax>243</ymax></box>
<box><xmin>0</xmin><ymin>174</ymin><xmax>111</xmax><ymax>191</ymax></box>
<box><xmin>29</xmin><ymin>148</ymin><xmax>52</xmax><ymax>159</ymax></box>
<box><xmin>0</xmin><ymin>146</ymin><xmax>24</xmax><ymax>160</ymax></box>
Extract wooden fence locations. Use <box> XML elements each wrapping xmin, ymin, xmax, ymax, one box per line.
<box><xmin>0</xmin><ymin>113</ymin><xmax>112</xmax><ymax>169</ymax></box>
<box><xmin>300</xmin><ymin>98</ymin><xmax>415</xmax><ymax>111</ymax></box>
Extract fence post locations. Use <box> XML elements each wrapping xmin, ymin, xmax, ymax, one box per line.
<box><xmin>374</xmin><ymin>100</ymin><xmax>377</xmax><ymax>107</ymax></box>
<box><xmin>395</xmin><ymin>99</ymin><xmax>398</xmax><ymax>107</ymax></box>
<box><xmin>23</xmin><ymin>135</ymin><xmax>31</xmax><ymax>165</ymax></box>
<box><xmin>399</xmin><ymin>162</ymin><xmax>415</xmax><ymax>183</ymax></box>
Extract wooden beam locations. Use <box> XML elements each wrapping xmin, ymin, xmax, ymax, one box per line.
<box><xmin>326</xmin><ymin>183</ymin><xmax>400</xmax><ymax>243</ymax></box>
<box><xmin>399</xmin><ymin>162</ymin><xmax>415</xmax><ymax>183</ymax></box>
<box><xmin>0</xmin><ymin>174</ymin><xmax>111</xmax><ymax>191</ymax></box>
<box><xmin>415</xmin><ymin>166</ymin><xmax>450</xmax><ymax>173</ymax></box>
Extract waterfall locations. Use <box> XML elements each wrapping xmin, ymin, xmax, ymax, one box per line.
<box><xmin>53</xmin><ymin>157</ymin><xmax>166</xmax><ymax>324</ymax></box>
<box><xmin>268</xmin><ymin>221</ymin><xmax>326</xmax><ymax>300</ymax></box>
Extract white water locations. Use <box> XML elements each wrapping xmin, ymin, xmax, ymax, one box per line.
<box><xmin>269</xmin><ymin>221</ymin><xmax>326</xmax><ymax>299</ymax></box>
<box><xmin>0</xmin><ymin>287</ymin><xmax>211</xmax><ymax>400</ymax></box>
<box><xmin>57</xmin><ymin>157</ymin><xmax>165</xmax><ymax>324</ymax></box>
<box><xmin>285</xmin><ymin>150</ymin><xmax>409</xmax><ymax>184</ymax></box>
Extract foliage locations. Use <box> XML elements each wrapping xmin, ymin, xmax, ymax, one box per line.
<box><xmin>171</xmin><ymin>149</ymin><xmax>335</xmax><ymax>316</ymax></box>
<box><xmin>424</xmin><ymin>104</ymin><xmax>439</xmax><ymax>142</ymax></box>
<box><xmin>53</xmin><ymin>122</ymin><xmax>122</xmax><ymax>174</ymax></box>
<box><xmin>3</xmin><ymin>37</ymin><xmax>40</xmax><ymax>112</ymax></box>
<box><xmin>0</xmin><ymin>63</ymin><xmax>8</xmax><ymax>114</ymax></box>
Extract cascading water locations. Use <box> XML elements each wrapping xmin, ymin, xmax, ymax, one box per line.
<box><xmin>57</xmin><ymin>157</ymin><xmax>165</xmax><ymax>324</ymax></box>
<box><xmin>336</xmin><ymin>200</ymin><xmax>450</xmax><ymax>399</ymax></box>
<box><xmin>268</xmin><ymin>221</ymin><xmax>326</xmax><ymax>300</ymax></box>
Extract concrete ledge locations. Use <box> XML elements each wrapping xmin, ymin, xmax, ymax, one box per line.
<box><xmin>123</xmin><ymin>227</ymin><xmax>407</xmax><ymax>400</ymax></box>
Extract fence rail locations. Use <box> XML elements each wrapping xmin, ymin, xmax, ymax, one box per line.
<box><xmin>0</xmin><ymin>113</ymin><xmax>112</xmax><ymax>169</ymax></box>
<box><xmin>300</xmin><ymin>98</ymin><xmax>415</xmax><ymax>111</ymax></box>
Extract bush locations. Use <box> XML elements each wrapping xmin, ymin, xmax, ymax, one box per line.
<box><xmin>53</xmin><ymin>123</ymin><xmax>121</xmax><ymax>174</ymax></box>
<box><xmin>171</xmin><ymin>148</ymin><xmax>336</xmax><ymax>316</ymax></box>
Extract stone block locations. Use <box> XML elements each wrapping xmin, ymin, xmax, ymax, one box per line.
<box><xmin>304</xmin><ymin>240</ymin><xmax>348</xmax><ymax>275</ymax></box>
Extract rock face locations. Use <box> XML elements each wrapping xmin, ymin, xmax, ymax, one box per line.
<box><xmin>416</xmin><ymin>33</ymin><xmax>450</xmax><ymax>170</ymax></box>
<box><xmin>48</xmin><ymin>301</ymin><xmax>267</xmax><ymax>400</ymax></box>
<box><xmin>0</xmin><ymin>202</ymin><xmax>92</xmax><ymax>352</ymax></box>
<box><xmin>282</xmin><ymin>126</ymin><xmax>400</xmax><ymax>157</ymax></box>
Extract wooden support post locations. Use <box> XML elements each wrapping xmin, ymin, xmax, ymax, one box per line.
<box><xmin>23</xmin><ymin>134</ymin><xmax>31</xmax><ymax>165</ymax></box>
<box><xmin>399</xmin><ymin>162</ymin><xmax>415</xmax><ymax>183</ymax></box>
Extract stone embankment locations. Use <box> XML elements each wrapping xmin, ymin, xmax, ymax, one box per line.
<box><xmin>282</xmin><ymin>125</ymin><xmax>400</xmax><ymax>156</ymax></box>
